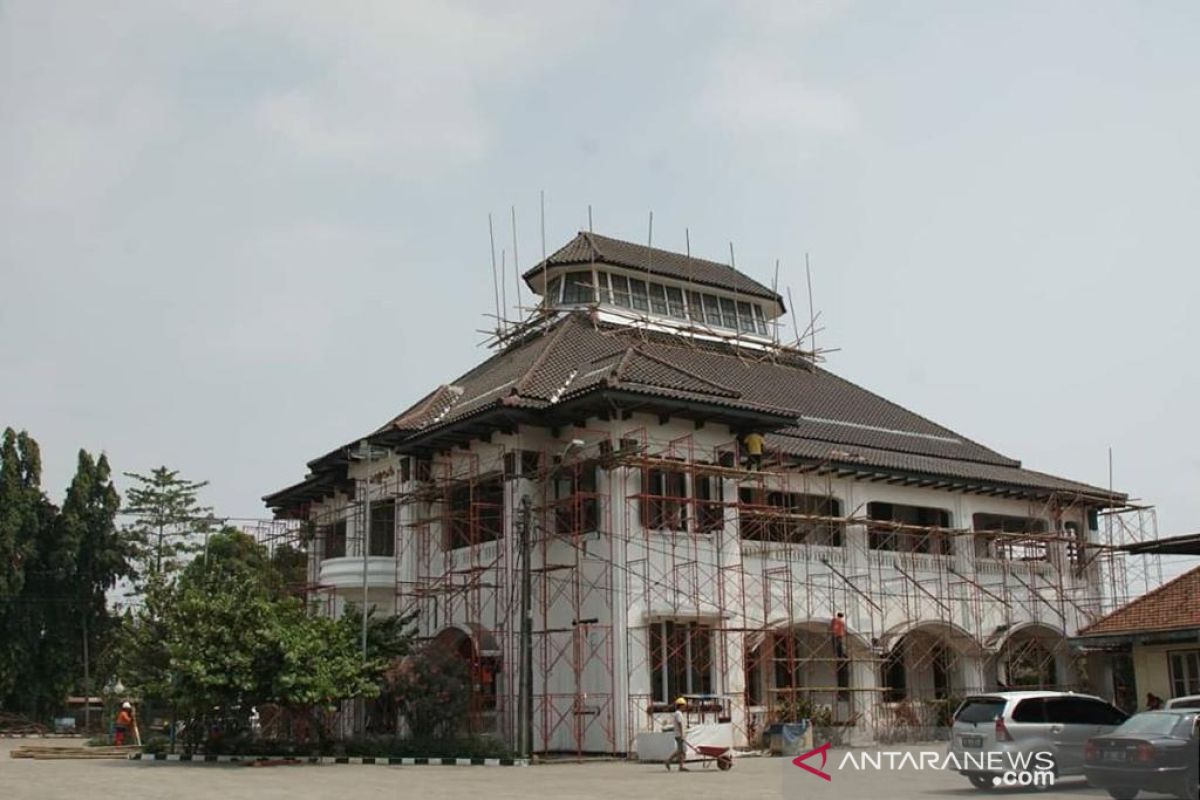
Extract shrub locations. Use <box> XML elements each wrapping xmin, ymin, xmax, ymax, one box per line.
<box><xmin>386</xmin><ymin>644</ymin><xmax>471</xmax><ymax>740</ymax></box>
<box><xmin>187</xmin><ymin>733</ymin><xmax>511</xmax><ymax>759</ymax></box>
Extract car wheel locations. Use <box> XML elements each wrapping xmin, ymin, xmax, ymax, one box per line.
<box><xmin>968</xmin><ymin>774</ymin><xmax>995</xmax><ymax>790</ymax></box>
<box><xmin>1025</xmin><ymin>760</ymin><xmax>1057</xmax><ymax>793</ymax></box>
<box><xmin>1107</xmin><ymin>790</ymin><xmax>1138</xmax><ymax>800</ymax></box>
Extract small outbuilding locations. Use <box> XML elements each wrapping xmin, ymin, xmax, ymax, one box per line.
<box><xmin>1072</xmin><ymin>565</ymin><xmax>1200</xmax><ymax>711</ymax></box>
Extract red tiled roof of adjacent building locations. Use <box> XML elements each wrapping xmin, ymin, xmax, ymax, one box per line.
<box><xmin>1076</xmin><ymin>566</ymin><xmax>1200</xmax><ymax>637</ymax></box>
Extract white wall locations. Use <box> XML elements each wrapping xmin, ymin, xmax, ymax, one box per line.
<box><xmin>301</xmin><ymin>412</ymin><xmax>1102</xmax><ymax>751</ymax></box>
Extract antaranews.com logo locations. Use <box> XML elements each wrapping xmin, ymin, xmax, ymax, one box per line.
<box><xmin>788</xmin><ymin>741</ymin><xmax>1056</xmax><ymax>792</ymax></box>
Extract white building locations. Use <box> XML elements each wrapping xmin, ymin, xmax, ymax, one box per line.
<box><xmin>265</xmin><ymin>231</ymin><xmax>1138</xmax><ymax>753</ymax></box>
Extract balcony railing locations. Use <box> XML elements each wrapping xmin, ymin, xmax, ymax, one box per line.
<box><xmin>317</xmin><ymin>555</ymin><xmax>397</xmax><ymax>589</ymax></box>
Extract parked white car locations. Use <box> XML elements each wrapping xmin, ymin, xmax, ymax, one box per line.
<box><xmin>948</xmin><ymin>691</ymin><xmax>1130</xmax><ymax>790</ymax></box>
<box><xmin>1166</xmin><ymin>695</ymin><xmax>1200</xmax><ymax>710</ymax></box>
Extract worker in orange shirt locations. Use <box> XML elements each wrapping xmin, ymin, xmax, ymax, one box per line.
<box><xmin>114</xmin><ymin>702</ymin><xmax>134</xmax><ymax>746</ymax></box>
<box><xmin>831</xmin><ymin>612</ymin><xmax>847</xmax><ymax>660</ymax></box>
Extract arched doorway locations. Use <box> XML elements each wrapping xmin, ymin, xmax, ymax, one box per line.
<box><xmin>991</xmin><ymin>623</ymin><xmax>1069</xmax><ymax>690</ymax></box>
<box><xmin>745</xmin><ymin>620</ymin><xmax>873</xmax><ymax>732</ymax></box>
<box><xmin>880</xmin><ymin>620</ymin><xmax>983</xmax><ymax>700</ymax></box>
<box><xmin>877</xmin><ymin>621</ymin><xmax>984</xmax><ymax>731</ymax></box>
<box><xmin>431</xmin><ymin>624</ymin><xmax>502</xmax><ymax>732</ymax></box>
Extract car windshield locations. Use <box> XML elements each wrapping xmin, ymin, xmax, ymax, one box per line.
<box><xmin>1114</xmin><ymin>712</ymin><xmax>1185</xmax><ymax>736</ymax></box>
<box><xmin>956</xmin><ymin>698</ymin><xmax>1006</xmax><ymax>723</ymax></box>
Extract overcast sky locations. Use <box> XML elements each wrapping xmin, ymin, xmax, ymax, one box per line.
<box><xmin>2</xmin><ymin>2</ymin><xmax>1196</xmax><ymax>577</ymax></box>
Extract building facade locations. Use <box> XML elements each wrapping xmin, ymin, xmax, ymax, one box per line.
<box><xmin>1073</xmin><ymin>565</ymin><xmax>1200</xmax><ymax>712</ymax></box>
<box><xmin>265</xmin><ymin>232</ymin><xmax>1148</xmax><ymax>753</ymax></box>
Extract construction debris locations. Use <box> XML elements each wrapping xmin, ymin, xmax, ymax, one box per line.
<box><xmin>0</xmin><ymin>712</ymin><xmax>50</xmax><ymax>736</ymax></box>
<box><xmin>10</xmin><ymin>744</ymin><xmax>140</xmax><ymax>760</ymax></box>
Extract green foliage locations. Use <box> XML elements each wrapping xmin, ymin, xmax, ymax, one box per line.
<box><xmin>122</xmin><ymin>467</ymin><xmax>213</xmax><ymax>587</ymax></box>
<box><xmin>180</xmin><ymin>528</ymin><xmax>274</xmax><ymax>594</ymax></box>
<box><xmin>768</xmin><ymin>693</ymin><xmax>831</xmax><ymax>726</ymax></box>
<box><xmin>925</xmin><ymin>694</ymin><xmax>963</xmax><ymax>730</ymax></box>
<box><xmin>116</xmin><ymin>574</ymin><xmax>174</xmax><ymax>703</ymax></box>
<box><xmin>119</xmin><ymin>551</ymin><xmax>416</xmax><ymax>753</ymax></box>
<box><xmin>386</xmin><ymin>643</ymin><xmax>471</xmax><ymax>740</ymax></box>
<box><xmin>270</xmin><ymin>543</ymin><xmax>308</xmax><ymax>596</ymax></box>
<box><xmin>1</xmin><ymin>431</ymin><xmax>126</xmax><ymax>719</ymax></box>
<box><xmin>59</xmin><ymin>451</ymin><xmax>127</xmax><ymax>703</ymax></box>
<box><xmin>133</xmin><ymin>734</ymin><xmax>171</xmax><ymax>754</ymax></box>
<box><xmin>0</xmin><ymin>428</ymin><xmax>47</xmax><ymax>702</ymax></box>
<box><xmin>201</xmin><ymin>733</ymin><xmax>511</xmax><ymax>758</ymax></box>
<box><xmin>165</xmin><ymin>578</ymin><xmax>281</xmax><ymax>727</ymax></box>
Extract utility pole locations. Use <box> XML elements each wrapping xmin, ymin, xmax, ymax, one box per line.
<box><xmin>517</xmin><ymin>495</ymin><xmax>533</xmax><ymax>759</ymax></box>
<box><xmin>354</xmin><ymin>439</ymin><xmax>388</xmax><ymax>737</ymax></box>
<box><xmin>360</xmin><ymin>442</ymin><xmax>374</xmax><ymax>663</ymax></box>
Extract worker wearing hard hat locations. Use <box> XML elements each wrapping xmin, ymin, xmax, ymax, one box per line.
<box><xmin>743</xmin><ymin>432</ymin><xmax>765</xmax><ymax>471</ymax></box>
<box><xmin>664</xmin><ymin>697</ymin><xmax>690</xmax><ymax>772</ymax></box>
<box><xmin>114</xmin><ymin>702</ymin><xmax>133</xmax><ymax>746</ymax></box>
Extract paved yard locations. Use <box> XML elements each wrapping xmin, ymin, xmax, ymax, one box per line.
<box><xmin>0</xmin><ymin>739</ymin><xmax>1184</xmax><ymax>800</ymax></box>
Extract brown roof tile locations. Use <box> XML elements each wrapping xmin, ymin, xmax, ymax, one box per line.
<box><xmin>268</xmin><ymin>227</ymin><xmax>1128</xmax><ymax>510</ymax></box>
<box><xmin>1076</xmin><ymin>566</ymin><xmax>1200</xmax><ymax>637</ymax></box>
<box><xmin>349</xmin><ymin>312</ymin><xmax>1119</xmax><ymax>500</ymax></box>
<box><xmin>523</xmin><ymin>231</ymin><xmax>781</xmax><ymax>303</ymax></box>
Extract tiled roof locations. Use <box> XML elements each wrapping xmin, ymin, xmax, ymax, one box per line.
<box><xmin>522</xmin><ymin>231</ymin><xmax>781</xmax><ymax>303</ymax></box>
<box><xmin>1076</xmin><ymin>566</ymin><xmax>1200</xmax><ymax>637</ymax></box>
<box><xmin>768</xmin><ymin>433</ymin><xmax>1114</xmax><ymax>498</ymax></box>
<box><xmin>353</xmin><ymin>312</ymin><xmax>1119</xmax><ymax>501</ymax></box>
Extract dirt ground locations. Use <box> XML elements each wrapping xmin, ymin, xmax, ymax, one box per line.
<box><xmin>0</xmin><ymin>738</ymin><xmax>1182</xmax><ymax>800</ymax></box>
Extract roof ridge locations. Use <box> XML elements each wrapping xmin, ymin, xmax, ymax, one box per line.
<box><xmin>1077</xmin><ymin>564</ymin><xmax>1200</xmax><ymax>635</ymax></box>
<box><xmin>513</xmin><ymin>314</ymin><xmax>579</xmax><ymax>397</ymax></box>
<box><xmin>611</xmin><ymin>345</ymin><xmax>638</xmax><ymax>383</ymax></box>
<box><xmin>374</xmin><ymin>384</ymin><xmax>455</xmax><ymax>434</ymax></box>
<box><xmin>580</xmin><ymin>230</ymin><xmax>602</xmax><ymax>260</ymax></box>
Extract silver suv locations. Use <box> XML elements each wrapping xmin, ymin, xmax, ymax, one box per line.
<box><xmin>1166</xmin><ymin>695</ymin><xmax>1200</xmax><ymax>710</ymax></box>
<box><xmin>948</xmin><ymin>691</ymin><xmax>1129</xmax><ymax>790</ymax></box>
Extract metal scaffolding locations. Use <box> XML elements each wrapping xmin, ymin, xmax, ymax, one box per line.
<box><xmin>263</xmin><ymin>424</ymin><xmax>1163</xmax><ymax>753</ymax></box>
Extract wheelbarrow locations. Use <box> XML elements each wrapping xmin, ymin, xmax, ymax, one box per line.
<box><xmin>685</xmin><ymin>740</ymin><xmax>734</xmax><ymax>771</ymax></box>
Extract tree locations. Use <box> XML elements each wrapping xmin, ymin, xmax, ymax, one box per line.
<box><xmin>58</xmin><ymin>451</ymin><xmax>126</xmax><ymax>722</ymax></box>
<box><xmin>116</xmin><ymin>574</ymin><xmax>174</xmax><ymax>704</ymax></box>
<box><xmin>0</xmin><ymin>429</ymin><xmax>58</xmax><ymax>713</ymax></box>
<box><xmin>270</xmin><ymin>604</ymin><xmax>383</xmax><ymax>750</ymax></box>
<box><xmin>118</xmin><ymin>541</ymin><xmax>415</xmax><ymax>752</ymax></box>
<box><xmin>0</xmin><ymin>429</ymin><xmax>37</xmax><ymax>602</ymax></box>
<box><xmin>269</xmin><ymin>543</ymin><xmax>308</xmax><ymax>597</ymax></box>
<box><xmin>1</xmin><ymin>438</ymin><xmax>128</xmax><ymax>719</ymax></box>
<box><xmin>122</xmin><ymin>467</ymin><xmax>213</xmax><ymax>588</ymax></box>
<box><xmin>165</xmin><ymin>577</ymin><xmax>281</xmax><ymax>742</ymax></box>
<box><xmin>180</xmin><ymin>528</ymin><xmax>273</xmax><ymax>594</ymax></box>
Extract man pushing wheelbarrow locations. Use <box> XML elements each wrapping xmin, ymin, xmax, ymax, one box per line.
<box><xmin>665</xmin><ymin>697</ymin><xmax>734</xmax><ymax>772</ymax></box>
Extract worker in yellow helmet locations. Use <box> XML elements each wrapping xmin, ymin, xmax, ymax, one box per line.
<box><xmin>743</xmin><ymin>431</ymin><xmax>765</xmax><ymax>471</ymax></box>
<box><xmin>665</xmin><ymin>697</ymin><xmax>690</xmax><ymax>772</ymax></box>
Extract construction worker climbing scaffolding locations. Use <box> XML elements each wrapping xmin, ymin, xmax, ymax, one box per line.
<box><xmin>743</xmin><ymin>431</ymin><xmax>765</xmax><ymax>471</ymax></box>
